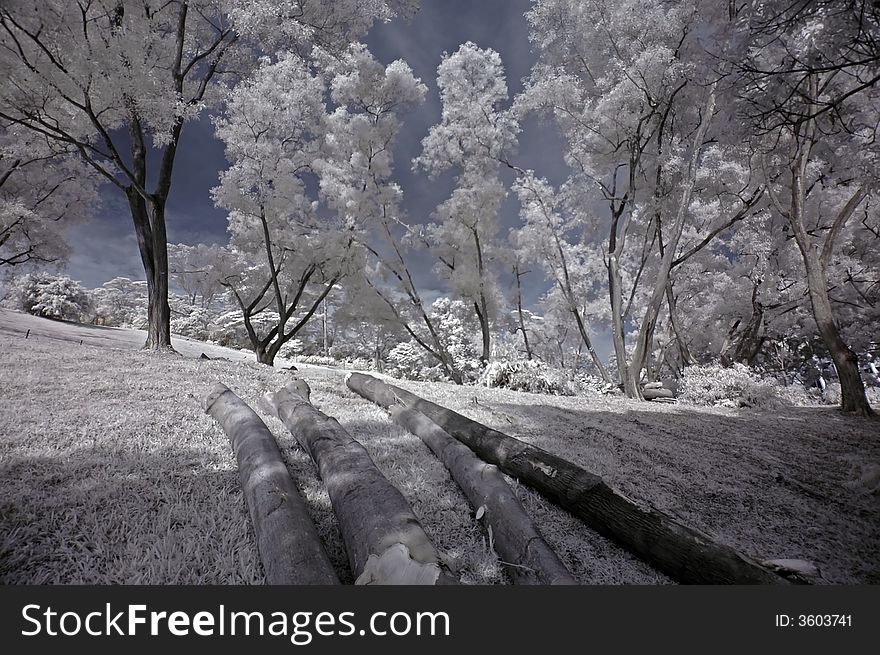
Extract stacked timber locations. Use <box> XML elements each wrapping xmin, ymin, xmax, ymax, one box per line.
<box><xmin>390</xmin><ymin>405</ymin><xmax>576</xmax><ymax>585</ymax></box>
<box><xmin>264</xmin><ymin>379</ymin><xmax>457</xmax><ymax>585</ymax></box>
<box><xmin>345</xmin><ymin>372</ymin><xmax>795</xmax><ymax>585</ymax></box>
<box><xmin>204</xmin><ymin>383</ymin><xmax>339</xmax><ymax>585</ymax></box>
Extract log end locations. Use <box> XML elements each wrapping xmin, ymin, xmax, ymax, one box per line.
<box><xmin>284</xmin><ymin>378</ymin><xmax>311</xmax><ymax>402</ymax></box>
<box><xmin>204</xmin><ymin>382</ymin><xmax>231</xmax><ymax>414</ymax></box>
<box><xmin>355</xmin><ymin>543</ymin><xmax>448</xmax><ymax>586</ymax></box>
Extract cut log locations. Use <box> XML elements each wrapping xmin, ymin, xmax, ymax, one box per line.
<box><xmin>264</xmin><ymin>379</ymin><xmax>457</xmax><ymax>585</ymax></box>
<box><xmin>346</xmin><ymin>373</ymin><xmax>794</xmax><ymax>585</ymax></box>
<box><xmin>643</xmin><ymin>387</ymin><xmax>674</xmax><ymax>400</ymax></box>
<box><xmin>390</xmin><ymin>405</ymin><xmax>576</xmax><ymax>585</ymax></box>
<box><xmin>203</xmin><ymin>383</ymin><xmax>339</xmax><ymax>585</ymax></box>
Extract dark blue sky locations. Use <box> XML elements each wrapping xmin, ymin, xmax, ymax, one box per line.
<box><xmin>65</xmin><ymin>0</ymin><xmax>571</xmax><ymax>322</ymax></box>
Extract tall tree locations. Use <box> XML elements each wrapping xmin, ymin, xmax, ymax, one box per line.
<box><xmin>212</xmin><ymin>53</ymin><xmax>356</xmax><ymax>366</ymax></box>
<box><xmin>511</xmin><ymin>174</ymin><xmax>611</xmax><ymax>380</ymax></box>
<box><xmin>734</xmin><ymin>0</ymin><xmax>879</xmax><ymax>415</ymax></box>
<box><xmin>0</xmin><ymin>0</ymin><xmax>414</xmax><ymax>349</ymax></box>
<box><xmin>415</xmin><ymin>43</ymin><xmax>518</xmax><ymax>367</ymax></box>
<box><xmin>317</xmin><ymin>45</ymin><xmax>472</xmax><ymax>384</ymax></box>
<box><xmin>520</xmin><ymin>0</ymin><xmax>764</xmax><ymax>397</ymax></box>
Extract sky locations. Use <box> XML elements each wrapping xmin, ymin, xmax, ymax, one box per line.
<box><xmin>63</xmin><ymin>0</ymin><xmax>592</xmax><ymax>349</ymax></box>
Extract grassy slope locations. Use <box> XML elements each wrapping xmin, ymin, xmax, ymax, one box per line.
<box><xmin>1</xmin><ymin>309</ymin><xmax>877</xmax><ymax>584</ymax></box>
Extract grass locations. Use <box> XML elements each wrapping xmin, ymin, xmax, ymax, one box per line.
<box><xmin>1</xmin><ymin>308</ymin><xmax>878</xmax><ymax>584</ymax></box>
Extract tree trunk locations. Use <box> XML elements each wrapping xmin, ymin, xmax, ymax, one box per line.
<box><xmin>390</xmin><ymin>405</ymin><xmax>576</xmax><ymax>585</ymax></box>
<box><xmin>264</xmin><ymin>379</ymin><xmax>457</xmax><ymax>584</ymax></box>
<box><xmin>629</xmin><ymin>84</ymin><xmax>717</xmax><ymax>389</ymax></box>
<box><xmin>257</xmin><ymin>348</ymin><xmax>275</xmax><ymax>366</ymax></box>
<box><xmin>203</xmin><ymin>383</ymin><xmax>339</xmax><ymax>585</ymax></box>
<box><xmin>801</xmin><ymin>252</ymin><xmax>873</xmax><ymax>415</ymax></box>
<box><xmin>777</xmin><ymin>104</ymin><xmax>874</xmax><ymax>416</ymax></box>
<box><xmin>608</xmin><ymin>254</ymin><xmax>640</xmax><ymax>396</ymax></box>
<box><xmin>513</xmin><ymin>263</ymin><xmax>533</xmax><ymax>360</ymax></box>
<box><xmin>666</xmin><ymin>283</ymin><xmax>696</xmax><ymax>366</ymax></box>
<box><xmin>126</xmin><ymin>190</ymin><xmax>172</xmax><ymax>349</ymax></box>
<box><xmin>346</xmin><ymin>373</ymin><xmax>795</xmax><ymax>585</ymax></box>
<box><xmin>474</xmin><ymin>299</ymin><xmax>491</xmax><ymax>367</ymax></box>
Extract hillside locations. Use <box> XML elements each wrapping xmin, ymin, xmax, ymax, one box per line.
<box><xmin>1</xmin><ymin>308</ymin><xmax>878</xmax><ymax>584</ymax></box>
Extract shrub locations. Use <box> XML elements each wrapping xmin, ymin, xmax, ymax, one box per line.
<box><xmin>295</xmin><ymin>354</ymin><xmax>339</xmax><ymax>367</ymax></box>
<box><xmin>482</xmin><ymin>359</ymin><xmax>573</xmax><ymax>396</ymax></box>
<box><xmin>574</xmin><ymin>372</ymin><xmax>622</xmax><ymax>396</ymax></box>
<box><xmin>170</xmin><ymin>308</ymin><xmax>211</xmax><ymax>340</ymax></box>
<box><xmin>4</xmin><ymin>272</ymin><xmax>92</xmax><ymax>322</ymax></box>
<box><xmin>679</xmin><ymin>363</ymin><xmax>789</xmax><ymax>409</ymax></box>
<box><xmin>386</xmin><ymin>341</ymin><xmax>426</xmax><ymax>380</ymax></box>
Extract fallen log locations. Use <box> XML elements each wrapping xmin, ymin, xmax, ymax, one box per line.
<box><xmin>264</xmin><ymin>379</ymin><xmax>457</xmax><ymax>585</ymax></box>
<box><xmin>346</xmin><ymin>373</ymin><xmax>794</xmax><ymax>585</ymax></box>
<box><xmin>204</xmin><ymin>383</ymin><xmax>339</xmax><ymax>585</ymax></box>
<box><xmin>642</xmin><ymin>387</ymin><xmax>674</xmax><ymax>400</ymax></box>
<box><xmin>390</xmin><ymin>405</ymin><xmax>576</xmax><ymax>585</ymax></box>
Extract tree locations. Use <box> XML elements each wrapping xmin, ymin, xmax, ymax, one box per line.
<box><xmin>0</xmin><ymin>124</ymin><xmax>99</xmax><ymax>268</ymax></box>
<box><xmin>316</xmin><ymin>45</ymin><xmax>473</xmax><ymax>383</ymax></box>
<box><xmin>211</xmin><ymin>54</ymin><xmax>347</xmax><ymax>366</ymax></box>
<box><xmin>0</xmin><ymin>0</ymin><xmax>414</xmax><ymax>350</ymax></box>
<box><xmin>734</xmin><ymin>0</ymin><xmax>879</xmax><ymax>415</ymax></box>
<box><xmin>167</xmin><ymin>242</ymin><xmax>226</xmax><ymax>309</ymax></box>
<box><xmin>91</xmin><ymin>276</ymin><xmax>148</xmax><ymax>327</ymax></box>
<box><xmin>415</xmin><ymin>43</ymin><xmax>518</xmax><ymax>367</ymax></box>
<box><xmin>510</xmin><ymin>174</ymin><xmax>611</xmax><ymax>380</ymax></box>
<box><xmin>520</xmin><ymin>0</ymin><xmax>765</xmax><ymax>397</ymax></box>
<box><xmin>510</xmin><ymin>258</ymin><xmax>534</xmax><ymax>360</ymax></box>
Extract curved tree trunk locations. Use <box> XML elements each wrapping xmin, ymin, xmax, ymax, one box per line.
<box><xmin>800</xmin><ymin>252</ymin><xmax>873</xmax><ymax>415</ymax></box>
<box><xmin>264</xmin><ymin>379</ymin><xmax>457</xmax><ymax>584</ymax></box>
<box><xmin>390</xmin><ymin>405</ymin><xmax>576</xmax><ymax>585</ymax></box>
<box><xmin>347</xmin><ymin>373</ymin><xmax>795</xmax><ymax>585</ymax></box>
<box><xmin>203</xmin><ymin>383</ymin><xmax>339</xmax><ymax>585</ymax></box>
<box><xmin>773</xmin><ymin>97</ymin><xmax>874</xmax><ymax>416</ymax></box>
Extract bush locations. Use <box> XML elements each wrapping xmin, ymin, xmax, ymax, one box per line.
<box><xmin>679</xmin><ymin>363</ymin><xmax>789</xmax><ymax>409</ymax></box>
<box><xmin>170</xmin><ymin>308</ymin><xmax>211</xmax><ymax>340</ymax></box>
<box><xmin>4</xmin><ymin>272</ymin><xmax>92</xmax><ymax>322</ymax></box>
<box><xmin>482</xmin><ymin>360</ymin><xmax>573</xmax><ymax>396</ymax></box>
<box><xmin>574</xmin><ymin>372</ymin><xmax>622</xmax><ymax>396</ymax></box>
<box><xmin>386</xmin><ymin>341</ymin><xmax>426</xmax><ymax>380</ymax></box>
<box><xmin>295</xmin><ymin>354</ymin><xmax>339</xmax><ymax>367</ymax></box>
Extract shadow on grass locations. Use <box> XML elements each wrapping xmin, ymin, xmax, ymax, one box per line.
<box><xmin>0</xmin><ymin>444</ymin><xmax>265</xmax><ymax>585</ymax></box>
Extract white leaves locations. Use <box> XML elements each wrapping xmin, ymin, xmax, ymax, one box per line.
<box><xmin>330</xmin><ymin>44</ymin><xmax>426</xmax><ymax>111</ymax></box>
<box><xmin>415</xmin><ymin>42</ymin><xmax>518</xmax><ymax>177</ymax></box>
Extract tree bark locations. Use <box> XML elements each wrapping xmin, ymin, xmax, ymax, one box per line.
<box><xmin>390</xmin><ymin>405</ymin><xmax>576</xmax><ymax>585</ymax></box>
<box><xmin>264</xmin><ymin>380</ymin><xmax>457</xmax><ymax>584</ymax></box>
<box><xmin>799</xmin><ymin>248</ymin><xmax>873</xmax><ymax>415</ymax></box>
<box><xmin>666</xmin><ymin>283</ymin><xmax>696</xmax><ymax>367</ymax></box>
<box><xmin>608</xmin><ymin>252</ymin><xmax>640</xmax><ymax>397</ymax></box>
<box><xmin>126</xmin><ymin>189</ymin><xmax>172</xmax><ymax>349</ymax></box>
<box><xmin>346</xmin><ymin>373</ymin><xmax>796</xmax><ymax>585</ymax></box>
<box><xmin>629</xmin><ymin>84</ymin><xmax>718</xmax><ymax>389</ymax></box>
<box><xmin>513</xmin><ymin>262</ymin><xmax>533</xmax><ymax>360</ymax></box>
<box><xmin>766</xmin><ymin>90</ymin><xmax>874</xmax><ymax>415</ymax></box>
<box><xmin>731</xmin><ymin>290</ymin><xmax>765</xmax><ymax>366</ymax></box>
<box><xmin>203</xmin><ymin>383</ymin><xmax>339</xmax><ymax>585</ymax></box>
